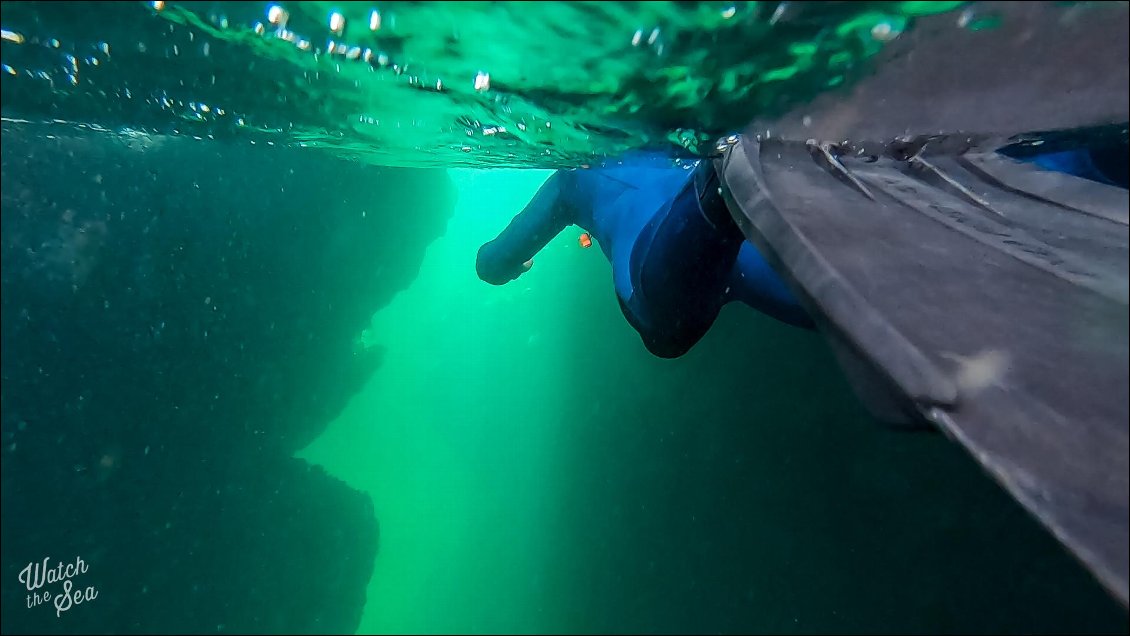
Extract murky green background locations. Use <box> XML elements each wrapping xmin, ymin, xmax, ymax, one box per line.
<box><xmin>2</xmin><ymin>2</ymin><xmax>1127</xmax><ymax>634</ymax></box>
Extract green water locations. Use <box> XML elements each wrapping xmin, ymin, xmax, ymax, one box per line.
<box><xmin>298</xmin><ymin>170</ymin><xmax>1126</xmax><ymax>634</ymax></box>
<box><xmin>298</xmin><ymin>170</ymin><xmax>568</xmax><ymax>633</ymax></box>
<box><xmin>0</xmin><ymin>1</ymin><xmax>970</xmax><ymax>166</ymax></box>
<box><xmin>2</xmin><ymin>2</ymin><xmax>1128</xmax><ymax>634</ymax></box>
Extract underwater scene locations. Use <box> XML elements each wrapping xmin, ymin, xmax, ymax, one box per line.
<box><xmin>2</xmin><ymin>1</ymin><xmax>1128</xmax><ymax>634</ymax></box>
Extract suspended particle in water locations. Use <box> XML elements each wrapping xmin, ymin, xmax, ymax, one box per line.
<box><xmin>268</xmin><ymin>5</ymin><xmax>289</xmax><ymax>28</ymax></box>
<box><xmin>769</xmin><ymin>2</ymin><xmax>788</xmax><ymax>25</ymax></box>
<box><xmin>956</xmin><ymin>8</ymin><xmax>1001</xmax><ymax>31</ymax></box>
<box><xmin>474</xmin><ymin>71</ymin><xmax>490</xmax><ymax>91</ymax></box>
<box><xmin>870</xmin><ymin>20</ymin><xmax>900</xmax><ymax>42</ymax></box>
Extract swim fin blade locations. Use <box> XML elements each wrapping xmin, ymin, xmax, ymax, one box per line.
<box><xmin>719</xmin><ymin>131</ymin><xmax>1129</xmax><ymax>606</ymax></box>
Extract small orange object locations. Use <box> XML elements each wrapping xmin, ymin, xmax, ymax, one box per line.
<box><xmin>578</xmin><ymin>232</ymin><xmax>593</xmax><ymax>249</ymax></box>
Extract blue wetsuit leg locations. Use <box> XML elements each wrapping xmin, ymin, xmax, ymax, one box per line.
<box><xmin>476</xmin><ymin>171</ymin><xmax>578</xmax><ymax>285</ymax></box>
<box><xmin>622</xmin><ymin>164</ymin><xmax>746</xmax><ymax>358</ymax></box>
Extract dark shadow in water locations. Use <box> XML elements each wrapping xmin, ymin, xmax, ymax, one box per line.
<box><xmin>551</xmin><ymin>277</ymin><xmax>1128</xmax><ymax>634</ymax></box>
<box><xmin>1</xmin><ymin>123</ymin><xmax>454</xmax><ymax>634</ymax></box>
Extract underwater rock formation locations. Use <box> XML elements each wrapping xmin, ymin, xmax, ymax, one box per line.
<box><xmin>0</xmin><ymin>122</ymin><xmax>453</xmax><ymax>634</ymax></box>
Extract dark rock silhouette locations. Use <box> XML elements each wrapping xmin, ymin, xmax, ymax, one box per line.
<box><xmin>1</xmin><ymin>123</ymin><xmax>454</xmax><ymax>634</ymax></box>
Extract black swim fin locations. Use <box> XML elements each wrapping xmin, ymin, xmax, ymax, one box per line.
<box><xmin>718</xmin><ymin>132</ymin><xmax>1129</xmax><ymax>606</ymax></box>
<box><xmin>714</xmin><ymin>1</ymin><xmax>1128</xmax><ymax>607</ymax></box>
